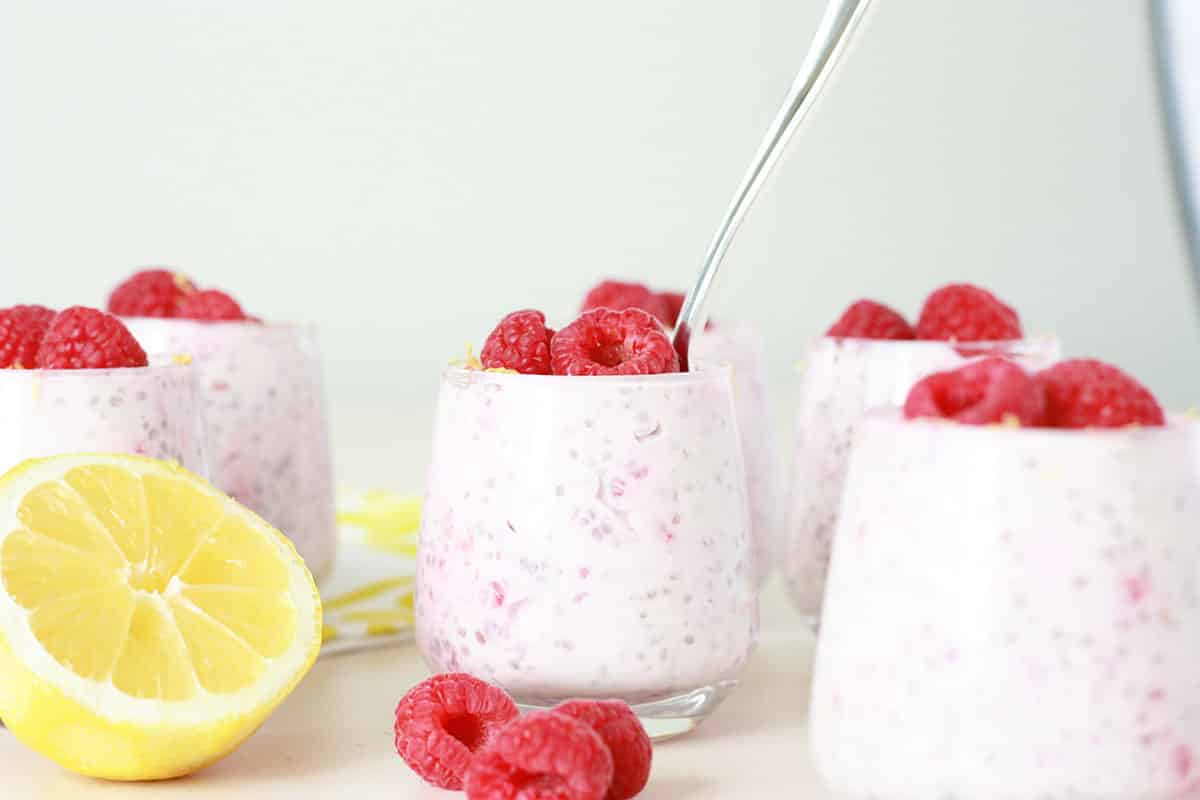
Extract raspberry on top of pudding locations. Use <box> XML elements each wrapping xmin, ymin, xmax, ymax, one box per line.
<box><xmin>476</xmin><ymin>306</ymin><xmax>679</xmax><ymax>376</ymax></box>
<box><xmin>904</xmin><ymin>356</ymin><xmax>1165</xmax><ymax>429</ymax></box>
<box><xmin>826</xmin><ymin>282</ymin><xmax>1024</xmax><ymax>343</ymax></box>
<box><xmin>108</xmin><ymin>268</ymin><xmax>256</xmax><ymax>323</ymax></box>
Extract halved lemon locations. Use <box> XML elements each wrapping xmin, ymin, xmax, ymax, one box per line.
<box><xmin>0</xmin><ymin>454</ymin><xmax>322</xmax><ymax>780</ymax></box>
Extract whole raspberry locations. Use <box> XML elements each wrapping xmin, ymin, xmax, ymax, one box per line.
<box><xmin>177</xmin><ymin>289</ymin><xmax>249</xmax><ymax>321</ymax></box>
<box><xmin>35</xmin><ymin>307</ymin><xmax>148</xmax><ymax>370</ymax></box>
<box><xmin>1034</xmin><ymin>359</ymin><xmax>1165</xmax><ymax>428</ymax></box>
<box><xmin>827</xmin><ymin>299</ymin><xmax>915</xmax><ymax>340</ymax></box>
<box><xmin>393</xmin><ymin>673</ymin><xmax>520</xmax><ymax>791</ymax></box>
<box><xmin>0</xmin><ymin>305</ymin><xmax>56</xmax><ymax>368</ymax></box>
<box><xmin>466</xmin><ymin>711</ymin><xmax>614</xmax><ymax>800</ymax></box>
<box><xmin>554</xmin><ymin>700</ymin><xmax>652</xmax><ymax>800</ymax></box>
<box><xmin>915</xmin><ymin>283</ymin><xmax>1023</xmax><ymax>342</ymax></box>
<box><xmin>904</xmin><ymin>357</ymin><xmax>1044</xmax><ymax>426</ymax></box>
<box><xmin>657</xmin><ymin>291</ymin><xmax>686</xmax><ymax>328</ymax></box>
<box><xmin>107</xmin><ymin>268</ymin><xmax>195</xmax><ymax>318</ymax></box>
<box><xmin>551</xmin><ymin>308</ymin><xmax>679</xmax><ymax>376</ymax></box>
<box><xmin>581</xmin><ymin>280</ymin><xmax>672</xmax><ymax>325</ymax></box>
<box><xmin>480</xmin><ymin>310</ymin><xmax>555</xmax><ymax>374</ymax></box>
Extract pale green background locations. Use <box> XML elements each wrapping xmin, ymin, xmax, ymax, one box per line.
<box><xmin>2</xmin><ymin>1</ymin><xmax>1196</xmax><ymax>487</ymax></box>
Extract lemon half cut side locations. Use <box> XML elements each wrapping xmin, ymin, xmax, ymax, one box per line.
<box><xmin>0</xmin><ymin>453</ymin><xmax>322</xmax><ymax>781</ymax></box>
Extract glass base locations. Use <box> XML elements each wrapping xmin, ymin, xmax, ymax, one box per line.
<box><xmin>515</xmin><ymin>680</ymin><xmax>738</xmax><ymax>742</ymax></box>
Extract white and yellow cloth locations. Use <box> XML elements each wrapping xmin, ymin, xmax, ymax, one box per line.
<box><xmin>319</xmin><ymin>490</ymin><xmax>422</xmax><ymax>658</ymax></box>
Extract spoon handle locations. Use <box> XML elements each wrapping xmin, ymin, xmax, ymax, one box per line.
<box><xmin>673</xmin><ymin>0</ymin><xmax>873</xmax><ymax>369</ymax></box>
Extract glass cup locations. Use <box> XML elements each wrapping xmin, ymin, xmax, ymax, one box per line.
<box><xmin>691</xmin><ymin>321</ymin><xmax>779</xmax><ymax>587</ymax></box>
<box><xmin>416</xmin><ymin>367</ymin><xmax>759</xmax><ymax>740</ymax></box>
<box><xmin>810</xmin><ymin>410</ymin><xmax>1200</xmax><ymax>800</ymax></box>
<box><xmin>0</xmin><ymin>361</ymin><xmax>206</xmax><ymax>474</ymax></box>
<box><xmin>123</xmin><ymin>319</ymin><xmax>337</xmax><ymax>583</ymax></box>
<box><xmin>782</xmin><ymin>336</ymin><xmax>1060</xmax><ymax>625</ymax></box>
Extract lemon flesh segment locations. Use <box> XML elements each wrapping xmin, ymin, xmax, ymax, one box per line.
<box><xmin>0</xmin><ymin>454</ymin><xmax>321</xmax><ymax>781</ymax></box>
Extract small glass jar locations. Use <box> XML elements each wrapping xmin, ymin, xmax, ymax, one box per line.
<box><xmin>782</xmin><ymin>336</ymin><xmax>1060</xmax><ymax>625</ymax></box>
<box><xmin>811</xmin><ymin>410</ymin><xmax>1200</xmax><ymax>800</ymax></box>
<box><xmin>416</xmin><ymin>367</ymin><xmax>759</xmax><ymax>740</ymax></box>
<box><xmin>0</xmin><ymin>361</ymin><xmax>206</xmax><ymax>475</ymax></box>
<box><xmin>124</xmin><ymin>319</ymin><xmax>336</xmax><ymax>583</ymax></box>
<box><xmin>692</xmin><ymin>321</ymin><xmax>779</xmax><ymax>587</ymax></box>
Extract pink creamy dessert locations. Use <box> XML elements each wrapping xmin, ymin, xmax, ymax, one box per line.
<box><xmin>811</xmin><ymin>410</ymin><xmax>1200</xmax><ymax>799</ymax></box>
<box><xmin>0</xmin><ymin>362</ymin><xmax>206</xmax><ymax>474</ymax></box>
<box><xmin>691</xmin><ymin>322</ymin><xmax>779</xmax><ymax>586</ymax></box>
<box><xmin>122</xmin><ymin>318</ymin><xmax>336</xmax><ymax>582</ymax></box>
<box><xmin>783</xmin><ymin>336</ymin><xmax>1060</xmax><ymax>622</ymax></box>
<box><xmin>416</xmin><ymin>367</ymin><xmax>758</xmax><ymax>736</ymax></box>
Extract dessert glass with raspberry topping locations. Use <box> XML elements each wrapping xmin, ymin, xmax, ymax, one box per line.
<box><xmin>123</xmin><ymin>317</ymin><xmax>336</xmax><ymax>583</ymax></box>
<box><xmin>110</xmin><ymin>270</ymin><xmax>336</xmax><ymax>583</ymax></box>
<box><xmin>579</xmin><ymin>280</ymin><xmax>780</xmax><ymax>587</ymax></box>
<box><xmin>810</xmin><ymin>362</ymin><xmax>1197</xmax><ymax>800</ymax></box>
<box><xmin>782</xmin><ymin>285</ymin><xmax>1060</xmax><ymax>627</ymax></box>
<box><xmin>416</xmin><ymin>307</ymin><xmax>758</xmax><ymax>740</ymax></box>
<box><xmin>0</xmin><ymin>306</ymin><xmax>206</xmax><ymax>476</ymax></box>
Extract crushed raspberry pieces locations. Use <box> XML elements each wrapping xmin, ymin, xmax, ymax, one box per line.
<box><xmin>393</xmin><ymin>673</ymin><xmax>520</xmax><ymax>790</ymax></box>
<box><xmin>554</xmin><ymin>700</ymin><xmax>652</xmax><ymax>800</ymax></box>
<box><xmin>904</xmin><ymin>357</ymin><xmax>1044</xmax><ymax>426</ymax></box>
<box><xmin>107</xmin><ymin>268</ymin><xmax>196</xmax><ymax>318</ymax></box>
<box><xmin>551</xmin><ymin>308</ymin><xmax>679</xmax><ymax>376</ymax></box>
<box><xmin>177</xmin><ymin>289</ymin><xmax>249</xmax><ymax>321</ymax></box>
<box><xmin>480</xmin><ymin>310</ymin><xmax>555</xmax><ymax>374</ymax></box>
<box><xmin>35</xmin><ymin>307</ymin><xmax>148</xmax><ymax>370</ymax></box>
<box><xmin>581</xmin><ymin>281</ymin><xmax>672</xmax><ymax>326</ymax></box>
<box><xmin>466</xmin><ymin>710</ymin><xmax>615</xmax><ymax>800</ymax></box>
<box><xmin>0</xmin><ymin>305</ymin><xmax>56</xmax><ymax>368</ymax></box>
<box><xmin>827</xmin><ymin>299</ymin><xmax>915</xmax><ymax>340</ymax></box>
<box><xmin>915</xmin><ymin>283</ymin><xmax>1022</xmax><ymax>342</ymax></box>
<box><xmin>1034</xmin><ymin>359</ymin><xmax>1165</xmax><ymax>428</ymax></box>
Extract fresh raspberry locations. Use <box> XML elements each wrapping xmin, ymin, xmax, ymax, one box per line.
<box><xmin>827</xmin><ymin>299</ymin><xmax>915</xmax><ymax>340</ymax></box>
<box><xmin>551</xmin><ymin>308</ymin><xmax>680</xmax><ymax>376</ymax></box>
<box><xmin>481</xmin><ymin>310</ymin><xmax>555</xmax><ymax>374</ymax></box>
<box><xmin>465</xmin><ymin>711</ymin><xmax>614</xmax><ymax>800</ymax></box>
<box><xmin>0</xmin><ymin>305</ymin><xmax>56</xmax><ymax>368</ymax></box>
<box><xmin>35</xmin><ymin>307</ymin><xmax>148</xmax><ymax>370</ymax></box>
<box><xmin>581</xmin><ymin>280</ymin><xmax>672</xmax><ymax>326</ymax></box>
<box><xmin>107</xmin><ymin>268</ymin><xmax>195</xmax><ymax>318</ymax></box>
<box><xmin>177</xmin><ymin>289</ymin><xmax>249</xmax><ymax>321</ymax></box>
<box><xmin>657</xmin><ymin>291</ymin><xmax>686</xmax><ymax>328</ymax></box>
<box><xmin>393</xmin><ymin>673</ymin><xmax>520</xmax><ymax>791</ymax></box>
<box><xmin>915</xmin><ymin>283</ymin><xmax>1023</xmax><ymax>342</ymax></box>
<box><xmin>553</xmin><ymin>700</ymin><xmax>651</xmax><ymax>800</ymax></box>
<box><xmin>1034</xmin><ymin>359</ymin><xmax>1165</xmax><ymax>428</ymax></box>
<box><xmin>904</xmin><ymin>356</ymin><xmax>1044</xmax><ymax>426</ymax></box>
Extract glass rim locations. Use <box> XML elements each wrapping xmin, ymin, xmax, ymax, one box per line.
<box><xmin>0</xmin><ymin>357</ymin><xmax>196</xmax><ymax>379</ymax></box>
<box><xmin>120</xmin><ymin>316</ymin><xmax>318</xmax><ymax>335</ymax></box>
<box><xmin>861</xmin><ymin>406</ymin><xmax>1195</xmax><ymax>440</ymax></box>
<box><xmin>441</xmin><ymin>364</ymin><xmax>736</xmax><ymax>387</ymax></box>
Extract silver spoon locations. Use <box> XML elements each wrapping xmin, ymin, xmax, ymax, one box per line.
<box><xmin>672</xmin><ymin>0</ymin><xmax>873</xmax><ymax>369</ymax></box>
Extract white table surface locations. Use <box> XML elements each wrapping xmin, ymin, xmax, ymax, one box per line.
<box><xmin>0</xmin><ymin>579</ymin><xmax>834</xmax><ymax>799</ymax></box>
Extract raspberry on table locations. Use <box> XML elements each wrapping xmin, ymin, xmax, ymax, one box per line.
<box><xmin>481</xmin><ymin>310</ymin><xmax>555</xmax><ymax>374</ymax></box>
<box><xmin>915</xmin><ymin>283</ymin><xmax>1023</xmax><ymax>342</ymax></box>
<box><xmin>177</xmin><ymin>289</ymin><xmax>249</xmax><ymax>322</ymax></box>
<box><xmin>904</xmin><ymin>357</ymin><xmax>1044</xmax><ymax>426</ymax></box>
<box><xmin>551</xmin><ymin>308</ymin><xmax>680</xmax><ymax>376</ymax></box>
<box><xmin>35</xmin><ymin>307</ymin><xmax>148</xmax><ymax>370</ymax></box>
<box><xmin>393</xmin><ymin>672</ymin><xmax>520</xmax><ymax>791</ymax></box>
<box><xmin>1034</xmin><ymin>359</ymin><xmax>1165</xmax><ymax>428</ymax></box>
<box><xmin>107</xmin><ymin>268</ymin><xmax>196</xmax><ymax>318</ymax></box>
<box><xmin>554</xmin><ymin>700</ymin><xmax>652</xmax><ymax>800</ymax></box>
<box><xmin>0</xmin><ymin>305</ymin><xmax>56</xmax><ymax>368</ymax></box>
<box><xmin>827</xmin><ymin>299</ymin><xmax>915</xmax><ymax>340</ymax></box>
<box><xmin>465</xmin><ymin>710</ymin><xmax>615</xmax><ymax>800</ymax></box>
<box><xmin>581</xmin><ymin>280</ymin><xmax>672</xmax><ymax>326</ymax></box>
